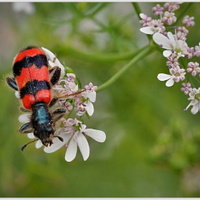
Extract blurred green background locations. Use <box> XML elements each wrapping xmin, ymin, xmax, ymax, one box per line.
<box><xmin>1</xmin><ymin>2</ymin><xmax>200</xmax><ymax>197</ymax></box>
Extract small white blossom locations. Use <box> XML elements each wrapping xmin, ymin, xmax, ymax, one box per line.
<box><xmin>157</xmin><ymin>73</ymin><xmax>174</xmax><ymax>87</ymax></box>
<box><xmin>140</xmin><ymin>19</ymin><xmax>165</xmax><ymax>35</ymax></box>
<box><xmin>181</xmin><ymin>82</ymin><xmax>192</xmax><ymax>95</ymax></box>
<box><xmin>194</xmin><ymin>43</ymin><xmax>200</xmax><ymax>57</ymax></box>
<box><xmin>170</xmin><ymin>67</ymin><xmax>186</xmax><ymax>82</ymax></box>
<box><xmin>162</xmin><ymin>11</ymin><xmax>177</xmax><ymax>25</ymax></box>
<box><xmin>68</xmin><ymin>82</ymin><xmax>97</xmax><ymax>116</ymax></box>
<box><xmin>152</xmin><ymin>4</ymin><xmax>164</xmax><ymax>16</ymax></box>
<box><xmin>186</xmin><ymin>47</ymin><xmax>195</xmax><ymax>59</ymax></box>
<box><xmin>187</xmin><ymin>62</ymin><xmax>200</xmax><ymax>76</ymax></box>
<box><xmin>185</xmin><ymin>88</ymin><xmax>200</xmax><ymax>114</ymax></box>
<box><xmin>52</xmin><ymin>73</ymin><xmax>97</xmax><ymax>117</ymax></box>
<box><xmin>157</xmin><ymin>66</ymin><xmax>186</xmax><ymax>87</ymax></box>
<box><xmin>175</xmin><ymin>26</ymin><xmax>189</xmax><ymax>41</ymax></box>
<box><xmin>164</xmin><ymin>2</ymin><xmax>180</xmax><ymax>12</ymax></box>
<box><xmin>166</xmin><ymin>54</ymin><xmax>179</xmax><ymax>68</ymax></box>
<box><xmin>52</xmin><ymin>76</ymin><xmax>79</xmax><ymax>104</ymax></box>
<box><xmin>59</xmin><ymin>73</ymin><xmax>79</xmax><ymax>94</ymax></box>
<box><xmin>76</xmin><ymin>83</ymin><xmax>97</xmax><ymax>116</ymax></box>
<box><xmin>139</xmin><ymin>13</ymin><xmax>152</xmax><ymax>27</ymax></box>
<box><xmin>43</xmin><ymin>119</ymin><xmax>106</xmax><ymax>162</ymax></box>
<box><xmin>153</xmin><ymin>32</ymin><xmax>188</xmax><ymax>58</ymax></box>
<box><xmin>182</xmin><ymin>15</ymin><xmax>195</xmax><ymax>27</ymax></box>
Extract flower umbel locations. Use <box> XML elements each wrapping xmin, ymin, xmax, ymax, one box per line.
<box><xmin>43</xmin><ymin>118</ymin><xmax>106</xmax><ymax>162</ymax></box>
<box><xmin>153</xmin><ymin>32</ymin><xmax>188</xmax><ymax>58</ymax></box>
<box><xmin>17</xmin><ymin>47</ymin><xmax>106</xmax><ymax>161</ymax></box>
<box><xmin>139</xmin><ymin>2</ymin><xmax>200</xmax><ymax>115</ymax></box>
<box><xmin>185</xmin><ymin>88</ymin><xmax>200</xmax><ymax>114</ymax></box>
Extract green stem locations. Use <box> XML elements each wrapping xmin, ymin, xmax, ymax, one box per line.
<box><xmin>132</xmin><ymin>2</ymin><xmax>151</xmax><ymax>42</ymax></box>
<box><xmin>176</xmin><ymin>3</ymin><xmax>193</xmax><ymax>24</ymax></box>
<box><xmin>55</xmin><ymin>45</ymin><xmax>145</xmax><ymax>63</ymax></box>
<box><xmin>97</xmin><ymin>44</ymin><xmax>155</xmax><ymax>92</ymax></box>
<box><xmin>132</xmin><ymin>2</ymin><xmax>142</xmax><ymax>19</ymax></box>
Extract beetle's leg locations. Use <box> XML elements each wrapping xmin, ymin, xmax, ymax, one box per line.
<box><xmin>52</xmin><ymin>108</ymin><xmax>66</xmax><ymax>115</ymax></box>
<box><xmin>6</xmin><ymin>77</ymin><xmax>18</xmax><ymax>91</ymax></box>
<box><xmin>49</xmin><ymin>67</ymin><xmax>61</xmax><ymax>85</ymax></box>
<box><xmin>52</xmin><ymin>108</ymin><xmax>66</xmax><ymax>122</ymax></box>
<box><xmin>19</xmin><ymin>107</ymin><xmax>31</xmax><ymax>112</ymax></box>
<box><xmin>49</xmin><ymin>97</ymin><xmax>59</xmax><ymax>108</ymax></box>
<box><xmin>19</xmin><ymin>122</ymin><xmax>33</xmax><ymax>134</ymax></box>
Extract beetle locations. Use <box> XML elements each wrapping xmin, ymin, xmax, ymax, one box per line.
<box><xmin>6</xmin><ymin>46</ymin><xmax>66</xmax><ymax>150</ymax></box>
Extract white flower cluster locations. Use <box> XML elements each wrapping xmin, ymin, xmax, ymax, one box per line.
<box><xmin>139</xmin><ymin>2</ymin><xmax>200</xmax><ymax>115</ymax></box>
<box><xmin>18</xmin><ymin>47</ymin><xmax>106</xmax><ymax>161</ymax></box>
<box><xmin>26</xmin><ymin>118</ymin><xmax>106</xmax><ymax>162</ymax></box>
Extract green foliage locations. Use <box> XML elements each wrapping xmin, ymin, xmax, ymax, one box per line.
<box><xmin>0</xmin><ymin>2</ymin><xmax>200</xmax><ymax>197</ymax></box>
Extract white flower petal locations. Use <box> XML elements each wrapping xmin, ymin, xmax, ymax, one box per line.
<box><xmin>42</xmin><ymin>47</ymin><xmax>56</xmax><ymax>62</ymax></box>
<box><xmin>167</xmin><ymin>32</ymin><xmax>176</xmax><ymax>46</ymax></box>
<box><xmin>42</xmin><ymin>47</ymin><xmax>65</xmax><ymax>78</ymax></box>
<box><xmin>35</xmin><ymin>140</ymin><xmax>43</xmax><ymax>149</ymax></box>
<box><xmin>44</xmin><ymin>138</ymin><xmax>64</xmax><ymax>153</ymax></box>
<box><xmin>80</xmin><ymin>124</ymin><xmax>87</xmax><ymax>131</ymax></box>
<box><xmin>54</xmin><ymin>58</ymin><xmax>64</xmax><ymax>69</ymax></box>
<box><xmin>139</xmin><ymin>13</ymin><xmax>145</xmax><ymax>19</ymax></box>
<box><xmin>87</xmin><ymin>91</ymin><xmax>96</xmax><ymax>102</ymax></box>
<box><xmin>178</xmin><ymin>40</ymin><xmax>188</xmax><ymax>49</ymax></box>
<box><xmin>163</xmin><ymin>50</ymin><xmax>172</xmax><ymax>57</ymax></box>
<box><xmin>15</xmin><ymin>91</ymin><xmax>20</xmax><ymax>99</ymax></box>
<box><xmin>44</xmin><ymin>133</ymin><xmax>71</xmax><ymax>153</ymax></box>
<box><xmin>77</xmin><ymin>134</ymin><xmax>90</xmax><ymax>161</ymax></box>
<box><xmin>85</xmin><ymin>101</ymin><xmax>94</xmax><ymax>116</ymax></box>
<box><xmin>48</xmin><ymin>60</ymin><xmax>57</xmax><ymax>68</ymax></box>
<box><xmin>18</xmin><ymin>113</ymin><xmax>31</xmax><ymax>123</ymax></box>
<box><xmin>27</xmin><ymin>133</ymin><xmax>35</xmax><ymax>139</ymax></box>
<box><xmin>52</xmin><ymin>59</ymin><xmax>65</xmax><ymax>78</ymax></box>
<box><xmin>157</xmin><ymin>73</ymin><xmax>171</xmax><ymax>81</ymax></box>
<box><xmin>74</xmin><ymin>85</ymin><xmax>79</xmax><ymax>92</ymax></box>
<box><xmin>153</xmin><ymin>32</ymin><xmax>172</xmax><ymax>49</ymax></box>
<box><xmin>140</xmin><ymin>27</ymin><xmax>154</xmax><ymax>34</ymax></box>
<box><xmin>166</xmin><ymin>79</ymin><xmax>174</xmax><ymax>87</ymax></box>
<box><xmin>65</xmin><ymin>138</ymin><xmax>78</xmax><ymax>162</ymax></box>
<box><xmin>85</xmin><ymin>129</ymin><xmax>106</xmax><ymax>143</ymax></box>
<box><xmin>191</xmin><ymin>104</ymin><xmax>199</xmax><ymax>114</ymax></box>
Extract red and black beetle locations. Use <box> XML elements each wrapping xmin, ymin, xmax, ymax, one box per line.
<box><xmin>6</xmin><ymin>46</ymin><xmax>65</xmax><ymax>150</ymax></box>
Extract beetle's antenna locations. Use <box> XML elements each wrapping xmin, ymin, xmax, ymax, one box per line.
<box><xmin>21</xmin><ymin>139</ymin><xmax>39</xmax><ymax>151</ymax></box>
<box><xmin>21</xmin><ymin>136</ymin><xmax>63</xmax><ymax>151</ymax></box>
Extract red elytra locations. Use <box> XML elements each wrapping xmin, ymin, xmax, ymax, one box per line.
<box><xmin>14</xmin><ymin>47</ymin><xmax>51</xmax><ymax>109</ymax></box>
<box><xmin>14</xmin><ymin>48</ymin><xmax>46</xmax><ymax>62</ymax></box>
